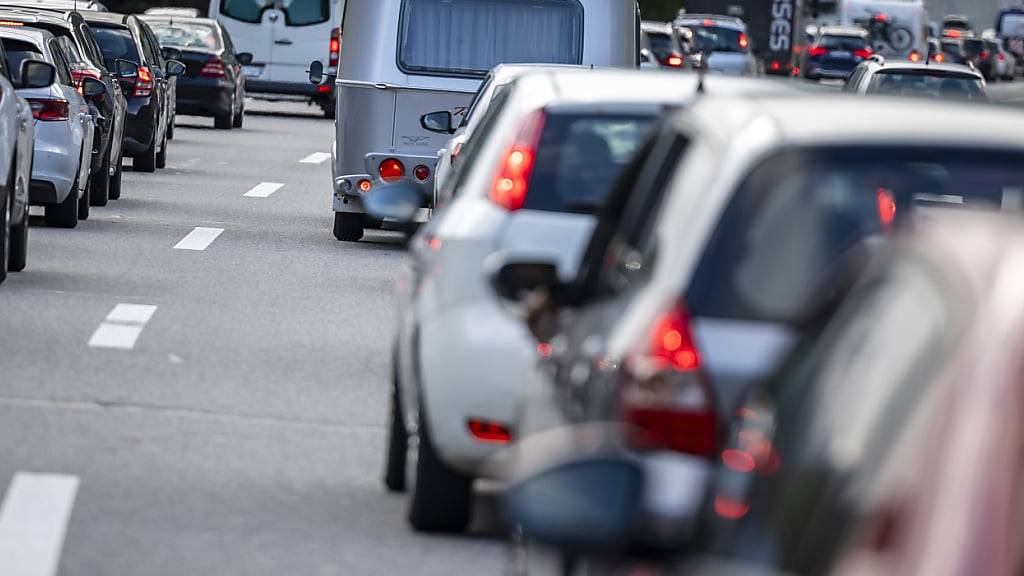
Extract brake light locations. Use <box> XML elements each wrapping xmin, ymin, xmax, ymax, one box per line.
<box><xmin>981</xmin><ymin>50</ymin><xmax>991</xmax><ymax>60</ymax></box>
<box><xmin>328</xmin><ymin>27</ymin><xmax>341</xmax><ymax>66</ymax></box>
<box><xmin>854</xmin><ymin>48</ymin><xmax>874</xmax><ymax>59</ymax></box>
<box><xmin>703</xmin><ymin>19</ymin><xmax>715</xmax><ymax>26</ymax></box>
<box><xmin>621</xmin><ymin>302</ymin><xmax>717</xmax><ymax>457</ymax></box>
<box><xmin>873</xmin><ymin>12</ymin><xmax>888</xmax><ymax>22</ymax></box>
<box><xmin>378</xmin><ymin>158</ymin><xmax>405</xmax><ymax>182</ymax></box>
<box><xmin>666</xmin><ymin>53</ymin><xmax>684</xmax><ymax>67</ymax></box>
<box><xmin>877</xmin><ymin>188</ymin><xmax>897</xmax><ymax>228</ymax></box>
<box><xmin>998</xmin><ymin>52</ymin><xmax>1007</xmax><ymax>62</ymax></box>
<box><xmin>909</xmin><ymin>50</ymin><xmax>922</xmax><ymax>62</ymax></box>
<box><xmin>468</xmin><ymin>419</ymin><xmax>512</xmax><ymax>444</ymax></box>
<box><xmin>200</xmin><ymin>57</ymin><xmax>225</xmax><ymax>78</ymax></box>
<box><xmin>944</xmin><ymin>29</ymin><xmax>962</xmax><ymax>38</ymax></box>
<box><xmin>28</xmin><ymin>98</ymin><xmax>69</xmax><ymax>121</ymax></box>
<box><xmin>770</xmin><ymin>60</ymin><xmax>781</xmax><ymax>71</ymax></box>
<box><xmin>933</xmin><ymin>52</ymin><xmax>946</xmax><ymax>63</ymax></box>
<box><xmin>413</xmin><ymin>165</ymin><xmax>430</xmax><ymax>181</ymax></box>
<box><xmin>738</xmin><ymin>32</ymin><xmax>749</xmax><ymax>50</ymax></box>
<box><xmin>808</xmin><ymin>46</ymin><xmax>828</xmax><ymax>57</ymax></box>
<box><xmin>134</xmin><ymin>65</ymin><xmax>153</xmax><ymax>97</ymax></box>
<box><xmin>489</xmin><ymin>110</ymin><xmax>545</xmax><ymax>211</ymax></box>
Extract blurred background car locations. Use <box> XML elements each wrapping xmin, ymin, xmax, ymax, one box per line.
<box><xmin>961</xmin><ymin>35</ymin><xmax>997</xmax><ymax>81</ymax></box>
<box><xmin>983</xmin><ymin>34</ymin><xmax>1017</xmax><ymax>81</ymax></box>
<box><xmin>674</xmin><ymin>14</ymin><xmax>758</xmax><ymax>76</ymax></box>
<box><xmin>141</xmin><ymin>13</ymin><xmax>250</xmax><ymax>130</ymax></box>
<box><xmin>941</xmin><ymin>13</ymin><xmax>973</xmax><ymax>37</ymax></box>
<box><xmin>641</xmin><ymin>21</ymin><xmax>686</xmax><ymax>70</ymax></box>
<box><xmin>939</xmin><ymin>36</ymin><xmax>967</xmax><ymax>63</ymax></box>
<box><xmin>802</xmin><ymin>26</ymin><xmax>873</xmax><ymax>81</ymax></box>
<box><xmin>0</xmin><ymin>31</ymin><xmax>35</xmax><ymax>283</ymax></box>
<box><xmin>843</xmin><ymin>57</ymin><xmax>989</xmax><ymax>101</ymax></box>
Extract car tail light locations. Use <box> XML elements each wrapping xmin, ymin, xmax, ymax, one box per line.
<box><xmin>877</xmin><ymin>188</ymin><xmax>897</xmax><ymax>229</ymax></box>
<box><xmin>909</xmin><ymin>50</ymin><xmax>922</xmax><ymax>62</ymax></box>
<box><xmin>413</xmin><ymin>165</ymin><xmax>430</xmax><ymax>181</ymax></box>
<box><xmin>998</xmin><ymin>52</ymin><xmax>1006</xmax><ymax>62</ymax></box>
<box><xmin>665</xmin><ymin>53</ymin><xmax>684</xmax><ymax>67</ymax></box>
<box><xmin>71</xmin><ymin>68</ymin><xmax>103</xmax><ymax>98</ymax></box>
<box><xmin>854</xmin><ymin>48</ymin><xmax>873</xmax><ymax>59</ymax></box>
<box><xmin>933</xmin><ymin>52</ymin><xmax>947</xmax><ymax>63</ymax></box>
<box><xmin>378</xmin><ymin>158</ymin><xmax>405</xmax><ymax>182</ymax></box>
<box><xmin>738</xmin><ymin>32</ymin><xmax>749</xmax><ymax>50</ymax></box>
<box><xmin>621</xmin><ymin>302</ymin><xmax>717</xmax><ymax>457</ymax></box>
<box><xmin>873</xmin><ymin>12</ymin><xmax>888</xmax><ymax>22</ymax></box>
<box><xmin>357</xmin><ymin>179</ymin><xmax>372</xmax><ymax>193</ymax></box>
<box><xmin>770</xmin><ymin>60</ymin><xmax>781</xmax><ymax>71</ymax></box>
<box><xmin>467</xmin><ymin>419</ymin><xmax>512</xmax><ymax>444</ymax></box>
<box><xmin>28</xmin><ymin>98</ymin><xmax>69</xmax><ymax>121</ymax></box>
<box><xmin>489</xmin><ymin>109</ymin><xmax>545</xmax><ymax>211</ymax></box>
<box><xmin>317</xmin><ymin>84</ymin><xmax>332</xmax><ymax>94</ymax></box>
<box><xmin>134</xmin><ymin>65</ymin><xmax>153</xmax><ymax>97</ymax></box>
<box><xmin>981</xmin><ymin>50</ymin><xmax>991</xmax><ymax>60</ymax></box>
<box><xmin>808</xmin><ymin>46</ymin><xmax>828</xmax><ymax>57</ymax></box>
<box><xmin>328</xmin><ymin>27</ymin><xmax>341</xmax><ymax>66</ymax></box>
<box><xmin>200</xmin><ymin>57</ymin><xmax>225</xmax><ymax>78</ymax></box>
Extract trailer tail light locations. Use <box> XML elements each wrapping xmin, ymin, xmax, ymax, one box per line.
<box><xmin>28</xmin><ymin>98</ymin><xmax>69</xmax><ymax>121</ymax></box>
<box><xmin>489</xmin><ymin>110</ymin><xmax>546</xmax><ymax>211</ymax></box>
<box><xmin>328</xmin><ymin>27</ymin><xmax>341</xmax><ymax>66</ymax></box>
<box><xmin>378</xmin><ymin>158</ymin><xmax>405</xmax><ymax>182</ymax></box>
<box><xmin>134</xmin><ymin>65</ymin><xmax>153</xmax><ymax>97</ymax></box>
<box><xmin>200</xmin><ymin>57</ymin><xmax>226</xmax><ymax>78</ymax></box>
<box><xmin>621</xmin><ymin>302</ymin><xmax>717</xmax><ymax>457</ymax></box>
<box><xmin>413</xmin><ymin>165</ymin><xmax>430</xmax><ymax>181</ymax></box>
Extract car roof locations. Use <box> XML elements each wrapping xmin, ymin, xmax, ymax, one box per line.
<box><xmin>675</xmin><ymin>14</ymin><xmax>745</xmax><ymax>30</ymax></box>
<box><xmin>818</xmin><ymin>26</ymin><xmax>868</xmax><ymax>37</ymax></box>
<box><xmin>0</xmin><ymin>8</ymin><xmax>74</xmax><ymax>27</ymax></box>
<box><xmin>490</xmin><ymin>63</ymin><xmax>585</xmax><ymax>83</ymax></box>
<box><xmin>139</xmin><ymin>15</ymin><xmax>219</xmax><ymax>27</ymax></box>
<box><xmin>79</xmin><ymin>11</ymin><xmax>130</xmax><ymax>26</ymax></box>
<box><xmin>873</xmin><ymin>60</ymin><xmax>983</xmax><ymax>78</ymax></box>
<box><xmin>0</xmin><ymin>25</ymin><xmax>50</xmax><ymax>45</ymax></box>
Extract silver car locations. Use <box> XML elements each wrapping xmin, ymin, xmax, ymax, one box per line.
<box><xmin>674</xmin><ymin>14</ymin><xmax>759</xmax><ymax>76</ymax></box>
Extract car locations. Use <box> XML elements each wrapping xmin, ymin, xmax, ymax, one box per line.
<box><xmin>984</xmin><ymin>35</ymin><xmax>1017</xmax><ymax>80</ymax></box>
<box><xmin>0</xmin><ymin>0</ymin><xmax>106</xmax><ymax>10</ymax></box>
<box><xmin>941</xmin><ymin>14</ymin><xmax>972</xmax><ymax>36</ymax></box>
<box><xmin>641</xmin><ymin>21</ymin><xmax>686</xmax><ymax>69</ymax></box>
<box><xmin>81</xmin><ymin>11</ymin><xmax>183</xmax><ymax>173</ymax></box>
<box><xmin>208</xmin><ymin>0</ymin><xmax>342</xmax><ymax>118</ymax></box>
<box><xmin>492</xmin><ymin>94</ymin><xmax>1024</xmax><ymax>573</ymax></box>
<box><xmin>0</xmin><ymin>8</ymin><xmax>129</xmax><ymax>205</ymax></box>
<box><xmin>961</xmin><ymin>35</ymin><xmax>997</xmax><ymax>80</ymax></box>
<box><xmin>801</xmin><ymin>26</ymin><xmax>873</xmax><ymax>81</ymax></box>
<box><xmin>939</xmin><ymin>36</ymin><xmax>967</xmax><ymax>63</ymax></box>
<box><xmin>0</xmin><ymin>31</ymin><xmax>35</xmax><ymax>282</ymax></box>
<box><xmin>141</xmin><ymin>14</ymin><xmax>251</xmax><ymax>130</ymax></box>
<box><xmin>842</xmin><ymin>56</ymin><xmax>989</xmax><ymax>101</ymax></box>
<box><xmin>673</xmin><ymin>14</ymin><xmax>758</xmax><ymax>76</ymax></box>
<box><xmin>1</xmin><ymin>27</ymin><xmax>97</xmax><ymax>229</ymax></box>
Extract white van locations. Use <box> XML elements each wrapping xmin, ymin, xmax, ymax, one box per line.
<box><xmin>209</xmin><ymin>0</ymin><xmax>344</xmax><ymax>116</ymax></box>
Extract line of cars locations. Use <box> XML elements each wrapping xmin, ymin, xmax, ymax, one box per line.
<box><xmin>0</xmin><ymin>3</ymin><xmax>254</xmax><ymax>285</ymax></box>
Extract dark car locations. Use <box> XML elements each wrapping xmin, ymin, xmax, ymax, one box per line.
<box><xmin>802</xmin><ymin>26</ymin><xmax>873</xmax><ymax>80</ymax></box>
<box><xmin>939</xmin><ymin>37</ymin><xmax>967</xmax><ymax>63</ymax></box>
<box><xmin>843</xmin><ymin>57</ymin><xmax>989</xmax><ymax>102</ymax></box>
<box><xmin>961</xmin><ymin>36</ymin><xmax>996</xmax><ymax>80</ymax></box>
<box><xmin>140</xmin><ymin>15</ymin><xmax>250</xmax><ymax>130</ymax></box>
<box><xmin>0</xmin><ymin>8</ymin><xmax>129</xmax><ymax>204</ymax></box>
<box><xmin>81</xmin><ymin>11</ymin><xmax>183</xmax><ymax>173</ymax></box>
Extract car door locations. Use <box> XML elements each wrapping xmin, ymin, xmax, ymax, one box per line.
<box><xmin>267</xmin><ymin>0</ymin><xmax>339</xmax><ymax>84</ymax></box>
<box><xmin>213</xmin><ymin>0</ymin><xmax>274</xmax><ymax>81</ymax></box>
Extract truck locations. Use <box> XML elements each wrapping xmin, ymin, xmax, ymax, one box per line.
<box><xmin>680</xmin><ymin>0</ymin><xmax>808</xmax><ymax>75</ymax></box>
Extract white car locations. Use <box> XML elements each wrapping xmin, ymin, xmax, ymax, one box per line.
<box><xmin>384</xmin><ymin>68</ymin><xmax>747</xmax><ymax>533</ymax></box>
<box><xmin>2</xmin><ymin>28</ymin><xmax>97</xmax><ymax>229</ymax></box>
<box><xmin>674</xmin><ymin>14</ymin><xmax>759</xmax><ymax>76</ymax></box>
<box><xmin>0</xmin><ymin>32</ymin><xmax>37</xmax><ymax>284</ymax></box>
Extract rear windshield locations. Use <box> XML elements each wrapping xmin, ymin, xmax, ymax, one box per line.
<box><xmin>149</xmin><ymin>21</ymin><xmax>223</xmax><ymax>51</ymax></box>
<box><xmin>961</xmin><ymin>39</ymin><xmax>986</xmax><ymax>55</ymax></box>
<box><xmin>818</xmin><ymin>35</ymin><xmax>868</xmax><ymax>51</ymax></box>
<box><xmin>525</xmin><ymin>112</ymin><xmax>657</xmax><ymax>214</ymax></box>
<box><xmin>2</xmin><ymin>38</ymin><xmax>43</xmax><ymax>84</ymax></box>
<box><xmin>91</xmin><ymin>26</ymin><xmax>141</xmax><ymax>71</ymax></box>
<box><xmin>399</xmin><ymin>0</ymin><xmax>583</xmax><ymax>77</ymax></box>
<box><xmin>680</xmin><ymin>25</ymin><xmax>746</xmax><ymax>53</ymax></box>
<box><xmin>687</xmin><ymin>147</ymin><xmax>1024</xmax><ymax>321</ymax></box>
<box><xmin>645</xmin><ymin>31</ymin><xmax>676</xmax><ymax>59</ymax></box>
<box><xmin>867</xmin><ymin>70</ymin><xmax>988</xmax><ymax>101</ymax></box>
<box><xmin>219</xmin><ymin>0</ymin><xmax>329</xmax><ymax>26</ymax></box>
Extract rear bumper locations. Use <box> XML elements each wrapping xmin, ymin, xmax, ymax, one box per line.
<box><xmin>247</xmin><ymin>79</ymin><xmax>327</xmax><ymax>97</ymax></box>
<box><xmin>30</xmin><ymin>123</ymin><xmax>82</xmax><ymax>204</ymax></box>
<box><xmin>123</xmin><ymin>97</ymin><xmax>157</xmax><ymax>155</ymax></box>
<box><xmin>175</xmin><ymin>79</ymin><xmax>234</xmax><ymax>116</ymax></box>
<box><xmin>333</xmin><ymin>152</ymin><xmax>437</xmax><ymax>216</ymax></box>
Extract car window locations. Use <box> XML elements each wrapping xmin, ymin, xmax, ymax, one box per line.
<box><xmin>460</xmin><ymin>73</ymin><xmax>493</xmax><ymax>129</ymax></box>
<box><xmin>867</xmin><ymin>70</ymin><xmax>988</xmax><ymax>101</ymax></box>
<box><xmin>91</xmin><ymin>26</ymin><xmax>142</xmax><ymax>71</ymax></box>
<box><xmin>47</xmin><ymin>38</ymin><xmax>74</xmax><ymax>86</ymax></box>
<box><xmin>76</xmin><ymin>23</ymin><xmax>105</xmax><ymax>69</ymax></box>
<box><xmin>818</xmin><ymin>35</ymin><xmax>868</xmax><ymax>51</ymax></box>
<box><xmin>679</xmin><ymin>24</ymin><xmax>747</xmax><ymax>53</ymax></box>
<box><xmin>645</xmin><ymin>31</ymin><xmax>676</xmax><ymax>60</ymax></box>
<box><xmin>2</xmin><ymin>38</ymin><xmax>44</xmax><ymax>85</ymax></box>
<box><xmin>219</xmin><ymin>0</ymin><xmax>328</xmax><ymax>26</ymax></box>
<box><xmin>221</xmin><ymin>26</ymin><xmax>236</xmax><ymax>55</ymax></box>
<box><xmin>138</xmin><ymin>24</ymin><xmax>162</xmax><ymax>66</ymax></box>
<box><xmin>150</xmin><ymin>21</ymin><xmax>223</xmax><ymax>51</ymax></box>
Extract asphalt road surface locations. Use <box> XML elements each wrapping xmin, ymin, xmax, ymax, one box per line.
<box><xmin>0</xmin><ymin>100</ymin><xmax>503</xmax><ymax>576</ymax></box>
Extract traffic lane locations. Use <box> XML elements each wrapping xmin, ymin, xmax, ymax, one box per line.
<box><xmin>988</xmin><ymin>80</ymin><xmax>1024</xmax><ymax>106</ymax></box>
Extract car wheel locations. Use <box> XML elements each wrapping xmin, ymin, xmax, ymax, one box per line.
<box><xmin>44</xmin><ymin>186</ymin><xmax>79</xmax><ymax>229</ymax></box>
<box><xmin>333</xmin><ymin>212</ymin><xmax>364</xmax><ymax>242</ymax></box>
<box><xmin>77</xmin><ymin>173</ymin><xmax>90</xmax><ymax>221</ymax></box>
<box><xmin>109</xmin><ymin>153</ymin><xmax>123</xmax><ymax>200</ymax></box>
<box><xmin>233</xmin><ymin>104</ymin><xmax>244</xmax><ymax>128</ymax></box>
<box><xmin>167</xmin><ymin>117</ymin><xmax>175</xmax><ymax>140</ymax></box>
<box><xmin>0</xmin><ymin>186</ymin><xmax>9</xmax><ymax>284</ymax></box>
<box><xmin>384</xmin><ymin>356</ymin><xmax>408</xmax><ymax>493</ymax></box>
<box><xmin>134</xmin><ymin>136</ymin><xmax>157</xmax><ymax>172</ymax></box>
<box><xmin>215</xmin><ymin>100</ymin><xmax>233</xmax><ymax>130</ymax></box>
<box><xmin>89</xmin><ymin>143</ymin><xmax>112</xmax><ymax>207</ymax></box>
<box><xmin>8</xmin><ymin>163</ymin><xmax>27</xmax><ymax>273</ymax></box>
<box><xmin>156</xmin><ymin>133</ymin><xmax>168</xmax><ymax>169</ymax></box>
<box><xmin>407</xmin><ymin>409</ymin><xmax>473</xmax><ymax>533</ymax></box>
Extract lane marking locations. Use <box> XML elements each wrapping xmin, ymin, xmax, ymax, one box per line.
<box><xmin>173</xmin><ymin>227</ymin><xmax>224</xmax><ymax>251</ymax></box>
<box><xmin>299</xmin><ymin>152</ymin><xmax>331</xmax><ymax>164</ymax></box>
<box><xmin>0</xmin><ymin>472</ymin><xmax>80</xmax><ymax>576</ymax></box>
<box><xmin>88</xmin><ymin>304</ymin><xmax>158</xmax><ymax>350</ymax></box>
<box><xmin>244</xmin><ymin>182</ymin><xmax>284</xmax><ymax>198</ymax></box>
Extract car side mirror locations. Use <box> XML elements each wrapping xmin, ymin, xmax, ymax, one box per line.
<box><xmin>640</xmin><ymin>48</ymin><xmax>653</xmax><ymax>63</ymax></box>
<box><xmin>161</xmin><ymin>46</ymin><xmax>182</xmax><ymax>61</ymax></box>
<box><xmin>115</xmin><ymin>58</ymin><xmax>138</xmax><ymax>79</ymax></box>
<box><xmin>490</xmin><ymin>259</ymin><xmax>561</xmax><ymax>303</ymax></box>
<box><xmin>81</xmin><ymin>76</ymin><xmax>105</xmax><ymax>97</ymax></box>
<box><xmin>18</xmin><ymin>59</ymin><xmax>55</xmax><ymax>89</ymax></box>
<box><xmin>308</xmin><ymin>60</ymin><xmax>324</xmax><ymax>85</ymax></box>
<box><xmin>237</xmin><ymin>52</ymin><xmax>253</xmax><ymax>65</ymax></box>
<box><xmin>362</xmin><ymin>181</ymin><xmax>422</xmax><ymax>223</ymax></box>
<box><xmin>165</xmin><ymin>59</ymin><xmax>185</xmax><ymax>77</ymax></box>
<box><xmin>420</xmin><ymin>110</ymin><xmax>454</xmax><ymax>134</ymax></box>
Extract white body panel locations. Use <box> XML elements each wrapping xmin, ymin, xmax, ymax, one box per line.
<box><xmin>21</xmin><ymin>84</ymin><xmax>91</xmax><ymax>203</ymax></box>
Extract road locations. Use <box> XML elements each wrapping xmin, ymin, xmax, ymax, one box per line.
<box><xmin>0</xmin><ymin>101</ymin><xmax>503</xmax><ymax>575</ymax></box>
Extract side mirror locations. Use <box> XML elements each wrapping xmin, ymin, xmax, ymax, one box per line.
<box><xmin>490</xmin><ymin>259</ymin><xmax>561</xmax><ymax>303</ymax></box>
<box><xmin>308</xmin><ymin>60</ymin><xmax>324</xmax><ymax>85</ymax></box>
<box><xmin>161</xmin><ymin>46</ymin><xmax>182</xmax><ymax>61</ymax></box>
<box><xmin>362</xmin><ymin>181</ymin><xmax>422</xmax><ymax>223</ymax></box>
<box><xmin>165</xmin><ymin>59</ymin><xmax>185</xmax><ymax>77</ymax></box>
<box><xmin>640</xmin><ymin>48</ymin><xmax>653</xmax><ymax>63</ymax></box>
<box><xmin>420</xmin><ymin>110</ymin><xmax>454</xmax><ymax>134</ymax></box>
<box><xmin>237</xmin><ymin>52</ymin><xmax>254</xmax><ymax>65</ymax></box>
<box><xmin>114</xmin><ymin>58</ymin><xmax>138</xmax><ymax>79</ymax></box>
<box><xmin>81</xmin><ymin>76</ymin><xmax>106</xmax><ymax>98</ymax></box>
<box><xmin>18</xmin><ymin>59</ymin><xmax>55</xmax><ymax>89</ymax></box>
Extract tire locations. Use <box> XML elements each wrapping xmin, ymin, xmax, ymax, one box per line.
<box><xmin>133</xmin><ymin>135</ymin><xmax>157</xmax><ymax>172</ymax></box>
<box><xmin>8</xmin><ymin>163</ymin><xmax>27</xmax><ymax>273</ymax></box>
<box><xmin>0</xmin><ymin>186</ymin><xmax>9</xmax><ymax>285</ymax></box>
<box><xmin>167</xmin><ymin>117</ymin><xmax>175</xmax><ymax>140</ymax></box>
<box><xmin>44</xmin><ymin>185</ymin><xmax>78</xmax><ymax>228</ymax></box>
<box><xmin>89</xmin><ymin>143</ymin><xmax>111</xmax><ymax>207</ymax></box>
<box><xmin>333</xmin><ymin>212</ymin><xmax>364</xmax><ymax>242</ymax></box>
<box><xmin>155</xmin><ymin>133</ymin><xmax>168</xmax><ymax>169</ymax></box>
<box><xmin>109</xmin><ymin>154</ymin><xmax>123</xmax><ymax>200</ymax></box>
<box><xmin>233</xmin><ymin>102</ymin><xmax>244</xmax><ymax>128</ymax></box>
<box><xmin>214</xmin><ymin>109</ymin><xmax>233</xmax><ymax>130</ymax></box>
<box><xmin>384</xmin><ymin>360</ymin><xmax>408</xmax><ymax>493</ymax></box>
<box><xmin>77</xmin><ymin>175</ymin><xmax>90</xmax><ymax>221</ymax></box>
<box><xmin>408</xmin><ymin>410</ymin><xmax>473</xmax><ymax>533</ymax></box>
<box><xmin>322</xmin><ymin>102</ymin><xmax>336</xmax><ymax>120</ymax></box>
<box><xmin>887</xmin><ymin>25</ymin><xmax>913</xmax><ymax>52</ymax></box>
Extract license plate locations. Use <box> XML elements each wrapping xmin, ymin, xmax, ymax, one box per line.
<box><xmin>243</xmin><ymin>65</ymin><xmax>264</xmax><ymax>79</ymax></box>
<box><xmin>832</xmin><ymin>51</ymin><xmax>851</xmax><ymax>58</ymax></box>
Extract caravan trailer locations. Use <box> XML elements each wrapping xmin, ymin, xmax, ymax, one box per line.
<box><xmin>316</xmin><ymin>0</ymin><xmax>640</xmax><ymax>242</ymax></box>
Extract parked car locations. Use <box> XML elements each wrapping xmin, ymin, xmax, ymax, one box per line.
<box><xmin>802</xmin><ymin>26</ymin><xmax>873</xmax><ymax>81</ymax></box>
<box><xmin>493</xmin><ymin>94</ymin><xmax>1024</xmax><ymax>574</ymax></box>
<box><xmin>0</xmin><ymin>8</ymin><xmax>129</xmax><ymax>205</ymax></box>
<box><xmin>141</xmin><ymin>14</ymin><xmax>251</xmax><ymax>130</ymax></box>
<box><xmin>2</xmin><ymin>27</ymin><xmax>97</xmax><ymax>228</ymax></box>
<box><xmin>81</xmin><ymin>11</ymin><xmax>183</xmax><ymax>173</ymax></box>
<box><xmin>674</xmin><ymin>14</ymin><xmax>758</xmax><ymax>76</ymax></box>
<box><xmin>641</xmin><ymin>21</ymin><xmax>686</xmax><ymax>69</ymax></box>
<box><xmin>0</xmin><ymin>32</ymin><xmax>36</xmax><ymax>282</ymax></box>
<box><xmin>310</xmin><ymin>0</ymin><xmax>641</xmax><ymax>242</ymax></box>
<box><xmin>843</xmin><ymin>57</ymin><xmax>989</xmax><ymax>101</ymax></box>
<box><xmin>208</xmin><ymin>0</ymin><xmax>342</xmax><ymax>118</ymax></box>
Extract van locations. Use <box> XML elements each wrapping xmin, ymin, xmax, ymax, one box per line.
<box><xmin>209</xmin><ymin>0</ymin><xmax>343</xmax><ymax>116</ymax></box>
<box><xmin>316</xmin><ymin>0</ymin><xmax>640</xmax><ymax>242</ymax></box>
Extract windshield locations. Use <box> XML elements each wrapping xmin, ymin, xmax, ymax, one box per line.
<box><xmin>149</xmin><ymin>21</ymin><xmax>223</xmax><ymax>51</ymax></box>
<box><xmin>219</xmin><ymin>0</ymin><xmax>328</xmax><ymax>26</ymax></box>
<box><xmin>681</xmin><ymin>25</ymin><xmax>746</xmax><ymax>53</ymax></box>
<box><xmin>91</xmin><ymin>25</ymin><xmax>140</xmax><ymax>71</ymax></box>
<box><xmin>867</xmin><ymin>70</ymin><xmax>988</xmax><ymax>101</ymax></box>
<box><xmin>687</xmin><ymin>147</ymin><xmax>1024</xmax><ymax>321</ymax></box>
<box><xmin>398</xmin><ymin>0</ymin><xmax>583</xmax><ymax>77</ymax></box>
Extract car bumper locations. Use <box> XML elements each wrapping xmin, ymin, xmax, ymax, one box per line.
<box><xmin>30</xmin><ymin>122</ymin><xmax>82</xmax><ymax>204</ymax></box>
<box><xmin>805</xmin><ymin>61</ymin><xmax>858</xmax><ymax>79</ymax></box>
<box><xmin>246</xmin><ymin>79</ymin><xmax>325</xmax><ymax>97</ymax></box>
<box><xmin>122</xmin><ymin>97</ymin><xmax>157</xmax><ymax>155</ymax></box>
<box><xmin>175</xmin><ymin>79</ymin><xmax>234</xmax><ymax>116</ymax></box>
<box><xmin>333</xmin><ymin>152</ymin><xmax>437</xmax><ymax>218</ymax></box>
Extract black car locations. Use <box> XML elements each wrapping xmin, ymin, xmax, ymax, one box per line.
<box><xmin>961</xmin><ymin>36</ymin><xmax>996</xmax><ymax>80</ymax></box>
<box><xmin>802</xmin><ymin>26</ymin><xmax>873</xmax><ymax>81</ymax></box>
<box><xmin>81</xmin><ymin>11</ymin><xmax>182</xmax><ymax>173</ymax></box>
<box><xmin>141</xmin><ymin>15</ymin><xmax>250</xmax><ymax>130</ymax></box>
<box><xmin>0</xmin><ymin>8</ymin><xmax>129</xmax><ymax>205</ymax></box>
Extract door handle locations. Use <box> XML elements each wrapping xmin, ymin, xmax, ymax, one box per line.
<box><xmin>274</xmin><ymin>38</ymin><xmax>293</xmax><ymax>45</ymax></box>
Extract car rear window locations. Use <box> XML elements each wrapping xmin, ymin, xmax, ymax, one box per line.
<box><xmin>525</xmin><ymin>112</ymin><xmax>657</xmax><ymax>214</ymax></box>
<box><xmin>2</xmin><ymin>38</ymin><xmax>43</xmax><ymax>84</ymax></box>
<box><xmin>91</xmin><ymin>25</ymin><xmax>140</xmax><ymax>71</ymax></box>
<box><xmin>867</xmin><ymin>70</ymin><xmax>988</xmax><ymax>101</ymax></box>
<box><xmin>149</xmin><ymin>21</ymin><xmax>223</xmax><ymax>51</ymax></box>
<box><xmin>818</xmin><ymin>35</ymin><xmax>868</xmax><ymax>51</ymax></box>
<box><xmin>680</xmin><ymin>25</ymin><xmax>746</xmax><ymax>53</ymax></box>
<box><xmin>219</xmin><ymin>0</ymin><xmax>328</xmax><ymax>25</ymax></box>
<box><xmin>686</xmin><ymin>147</ymin><xmax>1024</xmax><ymax>321</ymax></box>
<box><xmin>645</xmin><ymin>31</ymin><xmax>676</xmax><ymax>60</ymax></box>
<box><xmin>399</xmin><ymin>0</ymin><xmax>583</xmax><ymax>77</ymax></box>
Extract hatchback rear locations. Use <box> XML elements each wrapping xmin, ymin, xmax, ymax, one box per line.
<box><xmin>674</xmin><ymin>16</ymin><xmax>756</xmax><ymax>76</ymax></box>
<box><xmin>803</xmin><ymin>29</ymin><xmax>872</xmax><ymax>80</ymax></box>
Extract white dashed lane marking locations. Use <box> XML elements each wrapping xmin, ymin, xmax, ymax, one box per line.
<box><xmin>87</xmin><ymin>304</ymin><xmax>158</xmax><ymax>350</ymax></box>
<box><xmin>299</xmin><ymin>152</ymin><xmax>331</xmax><ymax>164</ymax></box>
<box><xmin>173</xmin><ymin>227</ymin><xmax>224</xmax><ymax>251</ymax></box>
<box><xmin>243</xmin><ymin>182</ymin><xmax>284</xmax><ymax>198</ymax></box>
<box><xmin>0</xmin><ymin>472</ymin><xmax>80</xmax><ymax>576</ymax></box>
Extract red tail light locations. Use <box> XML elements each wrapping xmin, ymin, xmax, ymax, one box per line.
<box><xmin>770</xmin><ymin>60</ymin><xmax>781</xmax><ymax>71</ymax></box>
<box><xmin>378</xmin><ymin>158</ymin><xmax>405</xmax><ymax>182</ymax></box>
<box><xmin>468</xmin><ymin>419</ymin><xmax>512</xmax><ymax>444</ymax></box>
<box><xmin>328</xmin><ymin>27</ymin><xmax>341</xmax><ymax>66</ymax></box>
<box><xmin>28</xmin><ymin>98</ymin><xmax>69</xmax><ymax>121</ymax></box>
<box><xmin>981</xmin><ymin>50</ymin><xmax>991</xmax><ymax>60</ymax></box>
<box><xmin>873</xmin><ymin>12</ymin><xmax>888</xmax><ymax>22</ymax></box>
<box><xmin>489</xmin><ymin>110</ymin><xmax>545</xmax><ymax>211</ymax></box>
<box><xmin>854</xmin><ymin>48</ymin><xmax>873</xmax><ymax>59</ymax></box>
<box><xmin>877</xmin><ymin>188</ymin><xmax>897</xmax><ymax>229</ymax></box>
<box><xmin>70</xmin><ymin>68</ymin><xmax>102</xmax><ymax>97</ymax></box>
<box><xmin>666</xmin><ymin>53</ymin><xmax>684</xmax><ymax>67</ymax></box>
<box><xmin>134</xmin><ymin>65</ymin><xmax>153</xmax><ymax>97</ymax></box>
<box><xmin>200</xmin><ymin>57</ymin><xmax>225</xmax><ymax>78</ymax></box>
<box><xmin>738</xmin><ymin>32</ymin><xmax>749</xmax><ymax>50</ymax></box>
<box><xmin>621</xmin><ymin>302</ymin><xmax>717</xmax><ymax>457</ymax></box>
<box><xmin>998</xmin><ymin>52</ymin><xmax>1006</xmax><ymax>62</ymax></box>
<box><xmin>933</xmin><ymin>52</ymin><xmax>947</xmax><ymax>63</ymax></box>
<box><xmin>909</xmin><ymin>50</ymin><xmax>922</xmax><ymax>62</ymax></box>
<box><xmin>413</xmin><ymin>164</ymin><xmax>430</xmax><ymax>181</ymax></box>
<box><xmin>808</xmin><ymin>46</ymin><xmax>828</xmax><ymax>57</ymax></box>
